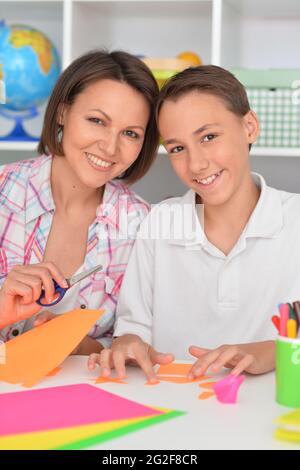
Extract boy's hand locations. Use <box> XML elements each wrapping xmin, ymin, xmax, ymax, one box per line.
<box><xmin>188</xmin><ymin>341</ymin><xmax>275</xmax><ymax>378</ymax></box>
<box><xmin>88</xmin><ymin>334</ymin><xmax>174</xmax><ymax>382</ymax></box>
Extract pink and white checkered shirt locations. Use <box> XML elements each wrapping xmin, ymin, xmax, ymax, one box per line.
<box><xmin>0</xmin><ymin>155</ymin><xmax>149</xmax><ymax>345</ymax></box>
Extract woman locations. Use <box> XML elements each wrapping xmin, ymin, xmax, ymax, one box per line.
<box><xmin>0</xmin><ymin>49</ymin><xmax>159</xmax><ymax>355</ymax></box>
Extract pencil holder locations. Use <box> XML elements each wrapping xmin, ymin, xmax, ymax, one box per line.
<box><xmin>276</xmin><ymin>336</ymin><xmax>300</xmax><ymax>407</ymax></box>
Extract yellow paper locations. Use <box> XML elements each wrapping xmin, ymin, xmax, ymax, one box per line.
<box><xmin>0</xmin><ymin>415</ymin><xmax>154</xmax><ymax>450</ymax></box>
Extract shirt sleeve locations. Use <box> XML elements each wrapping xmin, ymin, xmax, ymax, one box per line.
<box><xmin>113</xmin><ymin>215</ymin><xmax>154</xmax><ymax>345</ymax></box>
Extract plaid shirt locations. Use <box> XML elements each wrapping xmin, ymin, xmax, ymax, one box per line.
<box><xmin>0</xmin><ymin>155</ymin><xmax>149</xmax><ymax>345</ymax></box>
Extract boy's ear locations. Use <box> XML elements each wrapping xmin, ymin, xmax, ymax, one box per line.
<box><xmin>243</xmin><ymin>110</ymin><xmax>260</xmax><ymax>144</ymax></box>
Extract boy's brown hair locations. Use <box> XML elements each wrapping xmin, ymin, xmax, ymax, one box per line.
<box><xmin>156</xmin><ymin>65</ymin><xmax>250</xmax><ymax>118</ymax></box>
<box><xmin>38</xmin><ymin>50</ymin><xmax>159</xmax><ymax>184</ymax></box>
<box><xmin>156</xmin><ymin>65</ymin><xmax>252</xmax><ymax>150</ymax></box>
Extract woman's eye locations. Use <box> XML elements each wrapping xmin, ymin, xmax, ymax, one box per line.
<box><xmin>170</xmin><ymin>145</ymin><xmax>184</xmax><ymax>154</ymax></box>
<box><xmin>203</xmin><ymin>134</ymin><xmax>216</xmax><ymax>142</ymax></box>
<box><xmin>123</xmin><ymin>130</ymin><xmax>139</xmax><ymax>139</ymax></box>
<box><xmin>88</xmin><ymin>117</ymin><xmax>104</xmax><ymax>125</ymax></box>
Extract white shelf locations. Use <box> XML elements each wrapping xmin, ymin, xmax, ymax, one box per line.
<box><xmin>225</xmin><ymin>0</ymin><xmax>300</xmax><ymax>19</ymax></box>
<box><xmin>250</xmin><ymin>147</ymin><xmax>300</xmax><ymax>158</ymax></box>
<box><xmin>0</xmin><ymin>142</ymin><xmax>38</xmax><ymax>151</ymax></box>
<box><xmin>5</xmin><ymin>142</ymin><xmax>300</xmax><ymax>158</ymax></box>
<box><xmin>158</xmin><ymin>145</ymin><xmax>300</xmax><ymax>158</ymax></box>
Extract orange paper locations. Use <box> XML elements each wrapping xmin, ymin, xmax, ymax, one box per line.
<box><xmin>145</xmin><ymin>380</ymin><xmax>161</xmax><ymax>386</ymax></box>
<box><xmin>198</xmin><ymin>391</ymin><xmax>215</xmax><ymax>400</ymax></box>
<box><xmin>157</xmin><ymin>363</ymin><xmax>193</xmax><ymax>376</ymax></box>
<box><xmin>46</xmin><ymin>367</ymin><xmax>62</xmax><ymax>377</ymax></box>
<box><xmin>199</xmin><ymin>382</ymin><xmax>215</xmax><ymax>389</ymax></box>
<box><xmin>0</xmin><ymin>309</ymin><xmax>103</xmax><ymax>387</ymax></box>
<box><xmin>156</xmin><ymin>375</ymin><xmax>206</xmax><ymax>384</ymax></box>
<box><xmin>94</xmin><ymin>377</ymin><xmax>127</xmax><ymax>385</ymax></box>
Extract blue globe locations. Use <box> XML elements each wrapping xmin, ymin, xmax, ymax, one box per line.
<box><xmin>0</xmin><ymin>21</ymin><xmax>61</xmax><ymax>111</ymax></box>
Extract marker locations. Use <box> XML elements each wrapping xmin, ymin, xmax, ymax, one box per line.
<box><xmin>292</xmin><ymin>301</ymin><xmax>300</xmax><ymax>329</ymax></box>
<box><xmin>279</xmin><ymin>303</ymin><xmax>289</xmax><ymax>337</ymax></box>
<box><xmin>288</xmin><ymin>303</ymin><xmax>296</xmax><ymax>320</ymax></box>
<box><xmin>287</xmin><ymin>319</ymin><xmax>297</xmax><ymax>339</ymax></box>
<box><xmin>271</xmin><ymin>315</ymin><xmax>280</xmax><ymax>333</ymax></box>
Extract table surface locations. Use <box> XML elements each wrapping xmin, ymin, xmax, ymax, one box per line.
<box><xmin>0</xmin><ymin>356</ymin><xmax>298</xmax><ymax>450</ymax></box>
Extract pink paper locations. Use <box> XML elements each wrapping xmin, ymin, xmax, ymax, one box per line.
<box><xmin>0</xmin><ymin>384</ymin><xmax>162</xmax><ymax>437</ymax></box>
<box><xmin>213</xmin><ymin>374</ymin><xmax>245</xmax><ymax>404</ymax></box>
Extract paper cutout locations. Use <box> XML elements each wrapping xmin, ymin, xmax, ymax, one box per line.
<box><xmin>46</xmin><ymin>367</ymin><xmax>61</xmax><ymax>377</ymax></box>
<box><xmin>156</xmin><ymin>375</ymin><xmax>204</xmax><ymax>384</ymax></box>
<box><xmin>199</xmin><ymin>381</ymin><xmax>215</xmax><ymax>389</ymax></box>
<box><xmin>198</xmin><ymin>391</ymin><xmax>215</xmax><ymax>400</ymax></box>
<box><xmin>0</xmin><ymin>309</ymin><xmax>104</xmax><ymax>387</ymax></box>
<box><xmin>0</xmin><ymin>383</ymin><xmax>162</xmax><ymax>437</ymax></box>
<box><xmin>145</xmin><ymin>380</ymin><xmax>160</xmax><ymax>386</ymax></box>
<box><xmin>213</xmin><ymin>374</ymin><xmax>245</xmax><ymax>404</ymax></box>
<box><xmin>157</xmin><ymin>363</ymin><xmax>193</xmax><ymax>376</ymax></box>
<box><xmin>94</xmin><ymin>377</ymin><xmax>127</xmax><ymax>384</ymax></box>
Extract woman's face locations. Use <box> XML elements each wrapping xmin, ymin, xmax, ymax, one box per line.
<box><xmin>59</xmin><ymin>79</ymin><xmax>150</xmax><ymax>188</ymax></box>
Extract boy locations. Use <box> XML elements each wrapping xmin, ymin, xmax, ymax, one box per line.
<box><xmin>89</xmin><ymin>66</ymin><xmax>300</xmax><ymax>380</ymax></box>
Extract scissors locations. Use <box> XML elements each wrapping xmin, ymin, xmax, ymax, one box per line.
<box><xmin>37</xmin><ymin>264</ymin><xmax>103</xmax><ymax>307</ymax></box>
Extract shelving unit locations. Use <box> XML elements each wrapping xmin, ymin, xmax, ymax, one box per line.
<box><xmin>1</xmin><ymin>0</ymin><xmax>300</xmax><ymax>198</ymax></box>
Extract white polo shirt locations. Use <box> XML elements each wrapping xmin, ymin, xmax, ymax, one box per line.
<box><xmin>114</xmin><ymin>174</ymin><xmax>300</xmax><ymax>359</ymax></box>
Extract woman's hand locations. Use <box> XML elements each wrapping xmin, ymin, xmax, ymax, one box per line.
<box><xmin>88</xmin><ymin>334</ymin><xmax>174</xmax><ymax>382</ymax></box>
<box><xmin>187</xmin><ymin>341</ymin><xmax>276</xmax><ymax>378</ymax></box>
<box><xmin>33</xmin><ymin>311</ymin><xmax>56</xmax><ymax>327</ymax></box>
<box><xmin>0</xmin><ymin>262</ymin><xmax>67</xmax><ymax>329</ymax></box>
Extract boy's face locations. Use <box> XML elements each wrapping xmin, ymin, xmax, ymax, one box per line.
<box><xmin>158</xmin><ymin>91</ymin><xmax>259</xmax><ymax>206</ymax></box>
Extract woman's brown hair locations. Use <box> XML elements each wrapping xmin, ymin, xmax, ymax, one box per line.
<box><xmin>38</xmin><ymin>50</ymin><xmax>159</xmax><ymax>184</ymax></box>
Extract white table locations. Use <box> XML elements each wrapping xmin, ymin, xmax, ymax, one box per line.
<box><xmin>0</xmin><ymin>356</ymin><xmax>298</xmax><ymax>450</ymax></box>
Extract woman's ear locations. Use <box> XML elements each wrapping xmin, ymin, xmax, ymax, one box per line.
<box><xmin>243</xmin><ymin>110</ymin><xmax>260</xmax><ymax>144</ymax></box>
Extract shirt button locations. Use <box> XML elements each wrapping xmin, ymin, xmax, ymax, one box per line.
<box><xmin>80</xmin><ymin>304</ymin><xmax>86</xmax><ymax>309</ymax></box>
<box><xmin>12</xmin><ymin>329</ymin><xmax>19</xmax><ymax>337</ymax></box>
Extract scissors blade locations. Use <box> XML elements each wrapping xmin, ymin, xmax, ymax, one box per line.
<box><xmin>68</xmin><ymin>264</ymin><xmax>103</xmax><ymax>287</ymax></box>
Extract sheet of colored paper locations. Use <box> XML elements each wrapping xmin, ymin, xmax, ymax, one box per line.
<box><xmin>157</xmin><ymin>363</ymin><xmax>193</xmax><ymax>376</ymax></box>
<box><xmin>0</xmin><ymin>416</ymin><xmax>154</xmax><ymax>450</ymax></box>
<box><xmin>0</xmin><ymin>383</ymin><xmax>162</xmax><ymax>437</ymax></box>
<box><xmin>0</xmin><ymin>309</ymin><xmax>103</xmax><ymax>387</ymax></box>
<box><xmin>57</xmin><ymin>410</ymin><xmax>185</xmax><ymax>450</ymax></box>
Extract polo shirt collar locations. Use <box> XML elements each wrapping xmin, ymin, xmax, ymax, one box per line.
<box><xmin>168</xmin><ymin>172</ymin><xmax>283</xmax><ymax>246</ymax></box>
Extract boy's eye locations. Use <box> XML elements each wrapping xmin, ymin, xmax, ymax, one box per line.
<box><xmin>123</xmin><ymin>130</ymin><xmax>139</xmax><ymax>139</ymax></box>
<box><xmin>88</xmin><ymin>117</ymin><xmax>104</xmax><ymax>125</ymax></box>
<box><xmin>203</xmin><ymin>134</ymin><xmax>216</xmax><ymax>142</ymax></box>
<box><xmin>170</xmin><ymin>145</ymin><xmax>184</xmax><ymax>154</ymax></box>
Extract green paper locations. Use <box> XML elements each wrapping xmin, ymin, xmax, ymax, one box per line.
<box><xmin>54</xmin><ymin>410</ymin><xmax>185</xmax><ymax>450</ymax></box>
